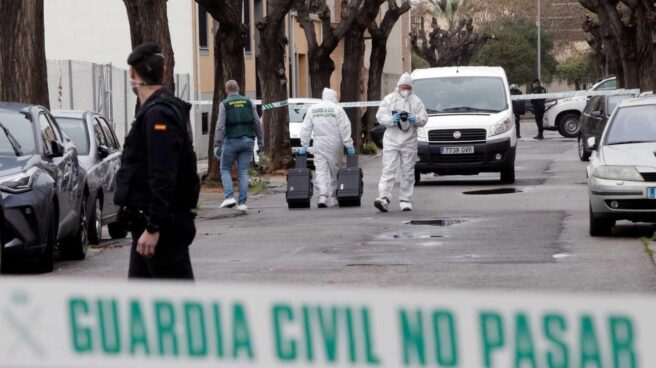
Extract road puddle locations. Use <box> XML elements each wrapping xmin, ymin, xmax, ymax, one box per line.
<box><xmin>405</xmin><ymin>219</ymin><xmax>468</xmax><ymax>226</ymax></box>
<box><xmin>463</xmin><ymin>188</ymin><xmax>523</xmax><ymax>195</ymax></box>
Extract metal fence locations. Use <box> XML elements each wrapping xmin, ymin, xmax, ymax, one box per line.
<box><xmin>47</xmin><ymin>60</ymin><xmax>190</xmax><ymax>141</ymax></box>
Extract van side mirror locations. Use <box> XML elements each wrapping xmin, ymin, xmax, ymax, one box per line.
<box><xmin>587</xmin><ymin>137</ymin><xmax>598</xmax><ymax>151</ymax></box>
<box><xmin>591</xmin><ymin>110</ymin><xmax>603</xmax><ymax>118</ymax></box>
<box><xmin>98</xmin><ymin>145</ymin><xmax>111</xmax><ymax>159</ymax></box>
<box><xmin>50</xmin><ymin>140</ymin><xmax>65</xmax><ymax>158</ymax></box>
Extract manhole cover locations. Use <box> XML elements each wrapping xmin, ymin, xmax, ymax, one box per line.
<box><xmin>463</xmin><ymin>188</ymin><xmax>523</xmax><ymax>195</ymax></box>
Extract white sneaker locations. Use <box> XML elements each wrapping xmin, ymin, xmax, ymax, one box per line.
<box><xmin>318</xmin><ymin>196</ymin><xmax>328</xmax><ymax>208</ymax></box>
<box><xmin>237</xmin><ymin>204</ymin><xmax>248</xmax><ymax>212</ymax></box>
<box><xmin>400</xmin><ymin>201</ymin><xmax>412</xmax><ymax>211</ymax></box>
<box><xmin>374</xmin><ymin>197</ymin><xmax>390</xmax><ymax>213</ymax></box>
<box><xmin>220</xmin><ymin>198</ymin><xmax>237</xmax><ymax>208</ymax></box>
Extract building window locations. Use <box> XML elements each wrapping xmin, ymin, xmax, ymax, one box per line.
<box><xmin>243</xmin><ymin>0</ymin><xmax>252</xmax><ymax>53</ymax></box>
<box><xmin>201</xmin><ymin>113</ymin><xmax>209</xmax><ymax>135</ymax></box>
<box><xmin>198</xmin><ymin>4</ymin><xmax>208</xmax><ymax>49</ymax></box>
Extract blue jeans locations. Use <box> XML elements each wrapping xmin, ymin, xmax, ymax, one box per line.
<box><xmin>220</xmin><ymin>137</ymin><xmax>254</xmax><ymax>204</ymax></box>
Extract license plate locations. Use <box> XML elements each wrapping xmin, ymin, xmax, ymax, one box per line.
<box><xmin>440</xmin><ymin>146</ymin><xmax>474</xmax><ymax>155</ymax></box>
<box><xmin>649</xmin><ymin>188</ymin><xmax>656</xmax><ymax>200</ymax></box>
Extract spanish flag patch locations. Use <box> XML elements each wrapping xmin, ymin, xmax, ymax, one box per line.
<box><xmin>154</xmin><ymin>123</ymin><xmax>167</xmax><ymax>131</ymax></box>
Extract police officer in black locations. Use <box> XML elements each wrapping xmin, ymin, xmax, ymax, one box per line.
<box><xmin>530</xmin><ymin>79</ymin><xmax>547</xmax><ymax>140</ymax></box>
<box><xmin>510</xmin><ymin>84</ymin><xmax>525</xmax><ymax>139</ymax></box>
<box><xmin>115</xmin><ymin>43</ymin><xmax>200</xmax><ymax>280</ymax></box>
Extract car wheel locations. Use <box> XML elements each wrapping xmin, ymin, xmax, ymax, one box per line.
<box><xmin>500</xmin><ymin>165</ymin><xmax>516</xmax><ymax>184</ymax></box>
<box><xmin>61</xmin><ymin>199</ymin><xmax>88</xmax><ymax>260</ymax></box>
<box><xmin>589</xmin><ymin>204</ymin><xmax>615</xmax><ymax>237</ymax></box>
<box><xmin>88</xmin><ymin>197</ymin><xmax>102</xmax><ymax>245</ymax></box>
<box><xmin>578</xmin><ymin>135</ymin><xmax>591</xmax><ymax>162</ymax></box>
<box><xmin>108</xmin><ymin>221</ymin><xmax>128</xmax><ymax>239</ymax></box>
<box><xmin>414</xmin><ymin>170</ymin><xmax>421</xmax><ymax>185</ymax></box>
<box><xmin>558</xmin><ymin>114</ymin><xmax>580</xmax><ymax>138</ymax></box>
<box><xmin>36</xmin><ymin>209</ymin><xmax>57</xmax><ymax>273</ymax></box>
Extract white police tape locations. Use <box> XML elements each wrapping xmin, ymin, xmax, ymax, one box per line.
<box><xmin>187</xmin><ymin>88</ymin><xmax>643</xmax><ymax>111</ymax></box>
<box><xmin>0</xmin><ymin>278</ymin><xmax>651</xmax><ymax>367</ymax></box>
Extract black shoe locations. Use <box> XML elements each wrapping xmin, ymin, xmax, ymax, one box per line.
<box><xmin>534</xmin><ymin>135</ymin><xmax>544</xmax><ymax>140</ymax></box>
<box><xmin>517</xmin><ymin>134</ymin><xmax>522</xmax><ymax>139</ymax></box>
<box><xmin>374</xmin><ymin>197</ymin><xmax>390</xmax><ymax>213</ymax></box>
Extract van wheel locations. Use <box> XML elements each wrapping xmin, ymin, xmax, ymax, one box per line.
<box><xmin>61</xmin><ymin>199</ymin><xmax>88</xmax><ymax>260</ymax></box>
<box><xmin>589</xmin><ymin>205</ymin><xmax>614</xmax><ymax>237</ymax></box>
<box><xmin>500</xmin><ymin>166</ymin><xmax>515</xmax><ymax>184</ymax></box>
<box><xmin>108</xmin><ymin>222</ymin><xmax>128</xmax><ymax>239</ymax></box>
<box><xmin>558</xmin><ymin>113</ymin><xmax>580</xmax><ymax>138</ymax></box>
<box><xmin>414</xmin><ymin>170</ymin><xmax>421</xmax><ymax>185</ymax></box>
<box><xmin>578</xmin><ymin>135</ymin><xmax>591</xmax><ymax>161</ymax></box>
<box><xmin>37</xmin><ymin>210</ymin><xmax>57</xmax><ymax>273</ymax></box>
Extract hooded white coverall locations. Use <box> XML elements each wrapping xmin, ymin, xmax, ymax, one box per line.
<box><xmin>376</xmin><ymin>73</ymin><xmax>428</xmax><ymax>202</ymax></box>
<box><xmin>300</xmin><ymin>88</ymin><xmax>354</xmax><ymax>200</ymax></box>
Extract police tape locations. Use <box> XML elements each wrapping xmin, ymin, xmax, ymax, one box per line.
<box><xmin>0</xmin><ymin>278</ymin><xmax>651</xmax><ymax>367</ymax></box>
<box><xmin>188</xmin><ymin>89</ymin><xmax>643</xmax><ymax>111</ymax></box>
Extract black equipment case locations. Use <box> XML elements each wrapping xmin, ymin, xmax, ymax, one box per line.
<box><xmin>336</xmin><ymin>155</ymin><xmax>363</xmax><ymax>207</ymax></box>
<box><xmin>286</xmin><ymin>155</ymin><xmax>313</xmax><ymax>209</ymax></box>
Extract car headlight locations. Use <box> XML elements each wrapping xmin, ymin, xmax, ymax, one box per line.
<box><xmin>592</xmin><ymin>166</ymin><xmax>644</xmax><ymax>182</ymax></box>
<box><xmin>417</xmin><ymin>127</ymin><xmax>428</xmax><ymax>142</ymax></box>
<box><xmin>488</xmin><ymin>118</ymin><xmax>513</xmax><ymax>138</ymax></box>
<box><xmin>0</xmin><ymin>167</ymin><xmax>38</xmax><ymax>193</ymax></box>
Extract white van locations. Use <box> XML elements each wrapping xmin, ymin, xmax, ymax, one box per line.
<box><xmin>412</xmin><ymin>67</ymin><xmax>517</xmax><ymax>183</ymax></box>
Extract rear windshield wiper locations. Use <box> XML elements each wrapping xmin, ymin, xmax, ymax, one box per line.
<box><xmin>0</xmin><ymin>121</ymin><xmax>23</xmax><ymax>156</ymax></box>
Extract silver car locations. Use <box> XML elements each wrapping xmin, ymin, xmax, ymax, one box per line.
<box><xmin>587</xmin><ymin>96</ymin><xmax>656</xmax><ymax>236</ymax></box>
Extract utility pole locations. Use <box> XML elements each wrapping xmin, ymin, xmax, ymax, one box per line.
<box><xmin>537</xmin><ymin>0</ymin><xmax>542</xmax><ymax>81</ymax></box>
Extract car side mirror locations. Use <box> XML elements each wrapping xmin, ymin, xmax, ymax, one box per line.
<box><xmin>50</xmin><ymin>140</ymin><xmax>65</xmax><ymax>158</ymax></box>
<box><xmin>98</xmin><ymin>145</ymin><xmax>111</xmax><ymax>159</ymax></box>
<box><xmin>587</xmin><ymin>137</ymin><xmax>598</xmax><ymax>151</ymax></box>
<box><xmin>591</xmin><ymin>111</ymin><xmax>603</xmax><ymax>118</ymax></box>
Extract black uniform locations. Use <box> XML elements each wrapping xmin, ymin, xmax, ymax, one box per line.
<box><xmin>530</xmin><ymin>85</ymin><xmax>547</xmax><ymax>138</ymax></box>
<box><xmin>115</xmin><ymin>88</ymin><xmax>200</xmax><ymax>279</ymax></box>
<box><xmin>510</xmin><ymin>87</ymin><xmax>525</xmax><ymax>138</ymax></box>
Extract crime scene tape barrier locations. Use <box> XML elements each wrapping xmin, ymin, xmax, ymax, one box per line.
<box><xmin>0</xmin><ymin>278</ymin><xmax>650</xmax><ymax>367</ymax></box>
<box><xmin>187</xmin><ymin>89</ymin><xmax>642</xmax><ymax>111</ymax></box>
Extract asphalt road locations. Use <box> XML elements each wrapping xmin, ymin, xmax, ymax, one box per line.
<box><xmin>50</xmin><ymin>121</ymin><xmax>656</xmax><ymax>293</ymax></box>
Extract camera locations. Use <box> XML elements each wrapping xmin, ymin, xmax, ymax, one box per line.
<box><xmin>392</xmin><ymin>110</ymin><xmax>409</xmax><ymax>122</ymax></box>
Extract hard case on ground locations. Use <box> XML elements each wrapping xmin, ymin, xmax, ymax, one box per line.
<box><xmin>286</xmin><ymin>155</ymin><xmax>313</xmax><ymax>209</ymax></box>
<box><xmin>336</xmin><ymin>155</ymin><xmax>363</xmax><ymax>207</ymax></box>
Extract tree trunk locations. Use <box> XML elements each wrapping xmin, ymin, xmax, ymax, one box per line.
<box><xmin>340</xmin><ymin>29</ymin><xmax>366</xmax><ymax>150</ymax></box>
<box><xmin>123</xmin><ymin>0</ymin><xmax>176</xmax><ymax>93</ymax></box>
<box><xmin>366</xmin><ymin>37</ymin><xmax>387</xmax><ymax>141</ymax></box>
<box><xmin>196</xmin><ymin>0</ymin><xmax>247</xmax><ymax>182</ymax></box>
<box><xmin>309</xmin><ymin>49</ymin><xmax>336</xmax><ymax>98</ymax></box>
<box><xmin>0</xmin><ymin>0</ymin><xmax>49</xmax><ymax>108</ymax></box>
<box><xmin>256</xmin><ymin>0</ymin><xmax>295</xmax><ymax>171</ymax></box>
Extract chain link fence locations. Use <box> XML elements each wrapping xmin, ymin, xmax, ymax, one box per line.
<box><xmin>47</xmin><ymin>60</ymin><xmax>190</xmax><ymax>141</ymax></box>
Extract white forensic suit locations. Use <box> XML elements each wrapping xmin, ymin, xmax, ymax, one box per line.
<box><xmin>300</xmin><ymin>88</ymin><xmax>354</xmax><ymax>203</ymax></box>
<box><xmin>375</xmin><ymin>73</ymin><xmax>428</xmax><ymax>205</ymax></box>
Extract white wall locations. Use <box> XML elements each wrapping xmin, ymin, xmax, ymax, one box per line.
<box><xmin>44</xmin><ymin>0</ymin><xmax>194</xmax><ymax>77</ymax></box>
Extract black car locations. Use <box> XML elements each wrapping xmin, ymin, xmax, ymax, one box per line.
<box><xmin>578</xmin><ymin>94</ymin><xmax>634</xmax><ymax>161</ymax></box>
<box><xmin>0</xmin><ymin>103</ymin><xmax>88</xmax><ymax>273</ymax></box>
<box><xmin>52</xmin><ymin>111</ymin><xmax>127</xmax><ymax>244</ymax></box>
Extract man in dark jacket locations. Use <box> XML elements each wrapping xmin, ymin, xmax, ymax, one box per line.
<box><xmin>115</xmin><ymin>43</ymin><xmax>200</xmax><ymax>279</ymax></box>
<box><xmin>530</xmin><ymin>79</ymin><xmax>547</xmax><ymax>140</ymax></box>
<box><xmin>510</xmin><ymin>84</ymin><xmax>525</xmax><ymax>138</ymax></box>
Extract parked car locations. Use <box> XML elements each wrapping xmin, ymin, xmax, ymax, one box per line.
<box><xmin>412</xmin><ymin>66</ymin><xmax>517</xmax><ymax>184</ymax></box>
<box><xmin>52</xmin><ymin>110</ymin><xmax>127</xmax><ymax>244</ymax></box>
<box><xmin>543</xmin><ymin>76</ymin><xmax>617</xmax><ymax>138</ymax></box>
<box><xmin>587</xmin><ymin>96</ymin><xmax>656</xmax><ymax>236</ymax></box>
<box><xmin>578</xmin><ymin>94</ymin><xmax>635</xmax><ymax>161</ymax></box>
<box><xmin>0</xmin><ymin>103</ymin><xmax>88</xmax><ymax>273</ymax></box>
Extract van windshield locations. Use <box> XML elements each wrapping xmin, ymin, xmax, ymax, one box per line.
<box><xmin>413</xmin><ymin>77</ymin><xmax>508</xmax><ymax>114</ymax></box>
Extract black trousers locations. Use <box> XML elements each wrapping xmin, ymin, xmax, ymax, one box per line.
<box><xmin>128</xmin><ymin>230</ymin><xmax>194</xmax><ymax>280</ymax></box>
<box><xmin>534</xmin><ymin>109</ymin><xmax>545</xmax><ymax>135</ymax></box>
<box><xmin>515</xmin><ymin>115</ymin><xmax>521</xmax><ymax>137</ymax></box>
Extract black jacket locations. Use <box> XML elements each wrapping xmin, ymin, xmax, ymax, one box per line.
<box><xmin>510</xmin><ymin>87</ymin><xmax>525</xmax><ymax>115</ymax></box>
<box><xmin>115</xmin><ymin>88</ymin><xmax>199</xmax><ymax>230</ymax></box>
<box><xmin>530</xmin><ymin>86</ymin><xmax>547</xmax><ymax>111</ymax></box>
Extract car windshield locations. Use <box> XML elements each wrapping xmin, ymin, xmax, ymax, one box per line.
<box><xmin>0</xmin><ymin>112</ymin><xmax>35</xmax><ymax>156</ymax></box>
<box><xmin>607</xmin><ymin>95</ymin><xmax>632</xmax><ymax>116</ymax></box>
<box><xmin>413</xmin><ymin>77</ymin><xmax>508</xmax><ymax>114</ymax></box>
<box><xmin>289</xmin><ymin>104</ymin><xmax>313</xmax><ymax>123</ymax></box>
<box><xmin>56</xmin><ymin>117</ymin><xmax>90</xmax><ymax>155</ymax></box>
<box><xmin>605</xmin><ymin>104</ymin><xmax>656</xmax><ymax>145</ymax></box>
